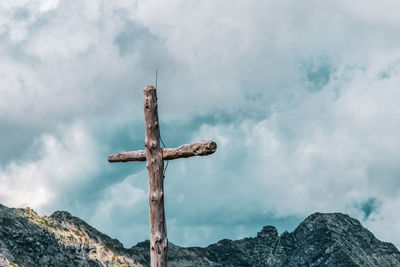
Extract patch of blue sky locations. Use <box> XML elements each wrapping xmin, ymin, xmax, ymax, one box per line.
<box><xmin>301</xmin><ymin>55</ymin><xmax>335</xmax><ymax>92</ymax></box>
<box><xmin>359</xmin><ymin>198</ymin><xmax>380</xmax><ymax>220</ymax></box>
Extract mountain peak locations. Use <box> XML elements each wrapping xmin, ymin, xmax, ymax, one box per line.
<box><xmin>256</xmin><ymin>225</ymin><xmax>278</xmax><ymax>239</ymax></box>
<box><xmin>303</xmin><ymin>212</ymin><xmax>360</xmax><ymax>224</ymax></box>
<box><xmin>50</xmin><ymin>210</ymin><xmax>73</xmax><ymax>220</ymax></box>
<box><xmin>0</xmin><ymin>205</ymin><xmax>139</xmax><ymax>267</ymax></box>
<box><xmin>296</xmin><ymin>212</ymin><xmax>364</xmax><ymax>234</ymax></box>
<box><xmin>0</xmin><ymin>205</ymin><xmax>399</xmax><ymax>266</ymax></box>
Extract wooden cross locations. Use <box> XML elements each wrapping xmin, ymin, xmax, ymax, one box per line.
<box><xmin>108</xmin><ymin>86</ymin><xmax>217</xmax><ymax>267</ymax></box>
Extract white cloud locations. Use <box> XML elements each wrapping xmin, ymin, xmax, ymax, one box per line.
<box><xmin>90</xmin><ymin>171</ymin><xmax>148</xmax><ymax>246</ymax></box>
<box><xmin>92</xmin><ymin>172</ymin><xmax>147</xmax><ymax>218</ymax></box>
<box><xmin>2</xmin><ymin>0</ymin><xmax>400</xmax><ymax>123</ymax></box>
<box><xmin>1</xmin><ymin>0</ymin><xmax>400</xmax><ymax>248</ymax></box>
<box><xmin>0</xmin><ymin>122</ymin><xmax>100</xmax><ymax>213</ymax></box>
<box><xmin>0</xmin><ymin>0</ymin><xmax>151</xmax><ymax>128</ymax></box>
<box><xmin>187</xmin><ymin>53</ymin><xmax>400</xmax><ymax>246</ymax></box>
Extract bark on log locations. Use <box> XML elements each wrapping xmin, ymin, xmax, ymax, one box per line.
<box><xmin>162</xmin><ymin>140</ymin><xmax>216</xmax><ymax>159</ymax></box>
<box><xmin>108</xmin><ymin>150</ymin><xmax>147</xmax><ymax>162</ymax></box>
<box><xmin>144</xmin><ymin>86</ymin><xmax>167</xmax><ymax>267</ymax></box>
<box><xmin>108</xmin><ymin>140</ymin><xmax>217</xmax><ymax>162</ymax></box>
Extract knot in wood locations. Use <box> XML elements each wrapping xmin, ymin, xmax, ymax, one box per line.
<box><xmin>151</xmin><ymin>232</ymin><xmax>166</xmax><ymax>255</ymax></box>
<box><xmin>151</xmin><ymin>191</ymin><xmax>164</xmax><ymax>202</ymax></box>
<box><xmin>145</xmin><ymin>97</ymin><xmax>151</xmax><ymax>109</ymax></box>
<box><xmin>149</xmin><ymin>141</ymin><xmax>158</xmax><ymax>149</ymax></box>
<box><xmin>154</xmin><ymin>232</ymin><xmax>162</xmax><ymax>242</ymax></box>
<box><xmin>190</xmin><ymin>141</ymin><xmax>216</xmax><ymax>155</ymax></box>
<box><xmin>206</xmin><ymin>141</ymin><xmax>217</xmax><ymax>153</ymax></box>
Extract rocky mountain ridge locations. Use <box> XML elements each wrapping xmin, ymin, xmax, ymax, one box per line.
<box><xmin>0</xmin><ymin>203</ymin><xmax>399</xmax><ymax>266</ymax></box>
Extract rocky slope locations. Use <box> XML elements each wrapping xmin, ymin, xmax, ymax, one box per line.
<box><xmin>0</xmin><ymin>204</ymin><xmax>138</xmax><ymax>266</ymax></box>
<box><xmin>130</xmin><ymin>213</ymin><xmax>400</xmax><ymax>267</ymax></box>
<box><xmin>0</xmin><ymin>203</ymin><xmax>399</xmax><ymax>266</ymax></box>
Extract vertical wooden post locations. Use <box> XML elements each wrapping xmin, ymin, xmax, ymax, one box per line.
<box><xmin>143</xmin><ymin>85</ymin><xmax>167</xmax><ymax>267</ymax></box>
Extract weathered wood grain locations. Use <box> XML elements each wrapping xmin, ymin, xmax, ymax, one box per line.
<box><xmin>162</xmin><ymin>140</ymin><xmax>217</xmax><ymax>160</ymax></box>
<box><xmin>107</xmin><ymin>85</ymin><xmax>218</xmax><ymax>267</ymax></box>
<box><xmin>108</xmin><ymin>140</ymin><xmax>217</xmax><ymax>162</ymax></box>
<box><xmin>144</xmin><ymin>86</ymin><xmax>167</xmax><ymax>267</ymax></box>
<box><xmin>108</xmin><ymin>150</ymin><xmax>147</xmax><ymax>162</ymax></box>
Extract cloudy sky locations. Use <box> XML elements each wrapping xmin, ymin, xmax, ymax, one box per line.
<box><xmin>1</xmin><ymin>0</ymin><xmax>400</xmax><ymax>248</ymax></box>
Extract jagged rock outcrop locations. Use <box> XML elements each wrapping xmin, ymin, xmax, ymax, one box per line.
<box><xmin>0</xmin><ymin>204</ymin><xmax>138</xmax><ymax>266</ymax></box>
<box><xmin>129</xmin><ymin>213</ymin><xmax>400</xmax><ymax>267</ymax></box>
<box><xmin>0</xmin><ymin>203</ymin><xmax>399</xmax><ymax>266</ymax></box>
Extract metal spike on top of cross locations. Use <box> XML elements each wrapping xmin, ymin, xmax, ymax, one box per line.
<box><xmin>108</xmin><ymin>85</ymin><xmax>217</xmax><ymax>267</ymax></box>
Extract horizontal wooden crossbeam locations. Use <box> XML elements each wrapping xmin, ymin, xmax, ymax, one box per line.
<box><xmin>108</xmin><ymin>140</ymin><xmax>217</xmax><ymax>162</ymax></box>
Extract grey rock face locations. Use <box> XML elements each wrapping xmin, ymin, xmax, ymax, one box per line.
<box><xmin>0</xmin><ymin>204</ymin><xmax>139</xmax><ymax>267</ymax></box>
<box><xmin>129</xmin><ymin>213</ymin><xmax>400</xmax><ymax>267</ymax></box>
<box><xmin>0</xmin><ymin>203</ymin><xmax>399</xmax><ymax>267</ymax></box>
